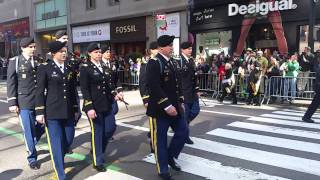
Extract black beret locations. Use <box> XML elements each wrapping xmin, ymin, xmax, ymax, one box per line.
<box><xmin>20</xmin><ymin>37</ymin><xmax>34</xmax><ymax>48</ymax></box>
<box><xmin>55</xmin><ymin>30</ymin><xmax>67</xmax><ymax>39</ymax></box>
<box><xmin>48</xmin><ymin>41</ymin><xmax>67</xmax><ymax>54</ymax></box>
<box><xmin>101</xmin><ymin>45</ymin><xmax>111</xmax><ymax>54</ymax></box>
<box><xmin>157</xmin><ymin>35</ymin><xmax>175</xmax><ymax>47</ymax></box>
<box><xmin>149</xmin><ymin>41</ymin><xmax>158</xmax><ymax>50</ymax></box>
<box><xmin>87</xmin><ymin>43</ymin><xmax>101</xmax><ymax>53</ymax></box>
<box><xmin>181</xmin><ymin>41</ymin><xmax>192</xmax><ymax>50</ymax></box>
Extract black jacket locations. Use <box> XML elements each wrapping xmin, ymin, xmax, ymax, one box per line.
<box><xmin>79</xmin><ymin>61</ymin><xmax>115</xmax><ymax>113</ymax></box>
<box><xmin>35</xmin><ymin>60</ymin><xmax>79</xmax><ymax>120</ymax></box>
<box><xmin>299</xmin><ymin>53</ymin><xmax>315</xmax><ymax>72</ymax></box>
<box><xmin>146</xmin><ymin>53</ymin><xmax>183</xmax><ymax>119</ymax></box>
<box><xmin>7</xmin><ymin>55</ymin><xmax>40</xmax><ymax>109</ymax></box>
<box><xmin>139</xmin><ymin>62</ymin><xmax>149</xmax><ymax>105</ymax></box>
<box><xmin>178</xmin><ymin>55</ymin><xmax>199</xmax><ymax>103</ymax></box>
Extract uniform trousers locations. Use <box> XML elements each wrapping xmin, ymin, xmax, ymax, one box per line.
<box><xmin>303</xmin><ymin>92</ymin><xmax>320</xmax><ymax>120</ymax></box>
<box><xmin>88</xmin><ymin>111</ymin><xmax>116</xmax><ymax>166</ymax></box>
<box><xmin>19</xmin><ymin>109</ymin><xmax>44</xmax><ymax>164</ymax></box>
<box><xmin>150</xmin><ymin>115</ymin><xmax>188</xmax><ymax>174</ymax></box>
<box><xmin>45</xmin><ymin>119</ymin><xmax>75</xmax><ymax>180</ymax></box>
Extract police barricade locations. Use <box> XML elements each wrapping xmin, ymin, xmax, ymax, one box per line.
<box><xmin>266</xmin><ymin>75</ymin><xmax>315</xmax><ymax>104</ymax></box>
<box><xmin>117</xmin><ymin>70</ymin><xmax>139</xmax><ymax>88</ymax></box>
<box><xmin>197</xmin><ymin>72</ymin><xmax>220</xmax><ymax>98</ymax></box>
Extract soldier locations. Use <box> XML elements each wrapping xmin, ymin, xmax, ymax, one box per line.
<box><xmin>146</xmin><ymin>35</ymin><xmax>188</xmax><ymax>180</ymax></box>
<box><xmin>35</xmin><ymin>41</ymin><xmax>79</xmax><ymax>180</ymax></box>
<box><xmin>178</xmin><ymin>41</ymin><xmax>200</xmax><ymax>145</ymax></box>
<box><xmin>139</xmin><ymin>41</ymin><xmax>158</xmax><ymax>153</ymax></box>
<box><xmin>7</xmin><ymin>37</ymin><xmax>44</xmax><ymax>169</ymax></box>
<box><xmin>80</xmin><ymin>43</ymin><xmax>123</xmax><ymax>172</ymax></box>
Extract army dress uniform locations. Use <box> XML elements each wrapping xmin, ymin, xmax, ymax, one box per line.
<box><xmin>80</xmin><ymin>59</ymin><xmax>116</xmax><ymax>171</ymax></box>
<box><xmin>146</xmin><ymin>49</ymin><xmax>188</xmax><ymax>177</ymax></box>
<box><xmin>6</xmin><ymin>37</ymin><xmax>44</xmax><ymax>167</ymax></box>
<box><xmin>35</xmin><ymin>57</ymin><xmax>79</xmax><ymax>180</ymax></box>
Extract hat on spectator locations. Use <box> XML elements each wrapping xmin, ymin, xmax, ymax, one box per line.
<box><xmin>149</xmin><ymin>41</ymin><xmax>158</xmax><ymax>50</ymax></box>
<box><xmin>181</xmin><ymin>41</ymin><xmax>192</xmax><ymax>50</ymax></box>
<box><xmin>101</xmin><ymin>45</ymin><xmax>111</xmax><ymax>54</ymax></box>
<box><xmin>87</xmin><ymin>43</ymin><xmax>101</xmax><ymax>53</ymax></box>
<box><xmin>20</xmin><ymin>37</ymin><xmax>34</xmax><ymax>48</ymax></box>
<box><xmin>157</xmin><ymin>35</ymin><xmax>175</xmax><ymax>47</ymax></box>
<box><xmin>257</xmin><ymin>50</ymin><xmax>263</xmax><ymax>55</ymax></box>
<box><xmin>246</xmin><ymin>48</ymin><xmax>253</xmax><ymax>52</ymax></box>
<box><xmin>55</xmin><ymin>30</ymin><xmax>67</xmax><ymax>39</ymax></box>
<box><xmin>305</xmin><ymin>46</ymin><xmax>311</xmax><ymax>51</ymax></box>
<box><xmin>48</xmin><ymin>41</ymin><xmax>67</xmax><ymax>54</ymax></box>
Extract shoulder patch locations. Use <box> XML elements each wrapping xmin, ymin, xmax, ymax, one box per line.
<box><xmin>42</xmin><ymin>62</ymin><xmax>48</xmax><ymax>65</ymax></box>
<box><xmin>80</xmin><ymin>63</ymin><xmax>88</xmax><ymax>67</ymax></box>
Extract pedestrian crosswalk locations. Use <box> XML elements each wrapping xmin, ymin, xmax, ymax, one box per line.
<box><xmin>142</xmin><ymin>109</ymin><xmax>320</xmax><ymax>180</ymax></box>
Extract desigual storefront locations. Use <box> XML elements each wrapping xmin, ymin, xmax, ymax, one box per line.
<box><xmin>189</xmin><ymin>0</ymin><xmax>320</xmax><ymax>58</ymax></box>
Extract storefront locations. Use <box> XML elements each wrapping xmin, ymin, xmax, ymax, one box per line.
<box><xmin>34</xmin><ymin>0</ymin><xmax>67</xmax><ymax>56</ymax></box>
<box><xmin>189</xmin><ymin>0</ymin><xmax>320</xmax><ymax>58</ymax></box>
<box><xmin>0</xmin><ymin>18</ymin><xmax>30</xmax><ymax>58</ymax></box>
<box><xmin>110</xmin><ymin>17</ymin><xmax>146</xmax><ymax>58</ymax></box>
<box><xmin>72</xmin><ymin>23</ymin><xmax>111</xmax><ymax>55</ymax></box>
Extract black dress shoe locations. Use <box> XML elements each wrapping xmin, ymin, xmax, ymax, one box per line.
<box><xmin>186</xmin><ymin>137</ymin><xmax>194</xmax><ymax>145</ymax></box>
<box><xmin>302</xmin><ymin>118</ymin><xmax>315</xmax><ymax>123</ymax></box>
<box><xmin>93</xmin><ymin>165</ymin><xmax>106</xmax><ymax>172</ymax></box>
<box><xmin>159</xmin><ymin>172</ymin><xmax>174</xmax><ymax>180</ymax></box>
<box><xmin>168</xmin><ymin>158</ymin><xmax>181</xmax><ymax>171</ymax></box>
<box><xmin>29</xmin><ymin>161</ymin><xmax>40</xmax><ymax>170</ymax></box>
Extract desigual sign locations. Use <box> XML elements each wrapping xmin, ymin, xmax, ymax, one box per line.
<box><xmin>115</xmin><ymin>25</ymin><xmax>137</xmax><ymax>34</ymax></box>
<box><xmin>228</xmin><ymin>0</ymin><xmax>297</xmax><ymax>17</ymax></box>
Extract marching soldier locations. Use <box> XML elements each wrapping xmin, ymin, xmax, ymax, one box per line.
<box><xmin>146</xmin><ymin>35</ymin><xmax>188</xmax><ymax>180</ymax></box>
<box><xmin>35</xmin><ymin>41</ymin><xmax>79</xmax><ymax>180</ymax></box>
<box><xmin>139</xmin><ymin>41</ymin><xmax>158</xmax><ymax>153</ymax></box>
<box><xmin>7</xmin><ymin>37</ymin><xmax>44</xmax><ymax>169</ymax></box>
<box><xmin>79</xmin><ymin>43</ymin><xmax>123</xmax><ymax>172</ymax></box>
<box><xmin>178</xmin><ymin>42</ymin><xmax>200</xmax><ymax>145</ymax></box>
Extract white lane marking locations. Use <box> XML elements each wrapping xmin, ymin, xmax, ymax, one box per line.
<box><xmin>207</xmin><ymin>128</ymin><xmax>320</xmax><ymax>154</ymax></box>
<box><xmin>143</xmin><ymin>153</ymin><xmax>291</xmax><ymax>180</ymax></box>
<box><xmin>200</xmin><ymin>110</ymin><xmax>254</xmax><ymax>118</ymax></box>
<box><xmin>0</xmin><ymin>99</ymin><xmax>8</xmax><ymax>103</ymax></box>
<box><xmin>283</xmin><ymin>109</ymin><xmax>319</xmax><ymax>115</ymax></box>
<box><xmin>246</xmin><ymin>117</ymin><xmax>320</xmax><ymax>130</ymax></box>
<box><xmin>228</xmin><ymin>121</ymin><xmax>320</xmax><ymax>139</ymax></box>
<box><xmin>186</xmin><ymin>136</ymin><xmax>320</xmax><ymax>176</ymax></box>
<box><xmin>273</xmin><ymin>110</ymin><xmax>320</xmax><ymax>119</ymax></box>
<box><xmin>261</xmin><ymin>114</ymin><xmax>316</xmax><ymax>121</ymax></box>
<box><xmin>115</xmin><ymin>119</ymin><xmax>320</xmax><ymax>176</ymax></box>
<box><xmin>85</xmin><ymin>169</ymin><xmax>143</xmax><ymax>180</ymax></box>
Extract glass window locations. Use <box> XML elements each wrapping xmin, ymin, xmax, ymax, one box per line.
<box><xmin>109</xmin><ymin>0</ymin><xmax>120</xmax><ymax>6</ymax></box>
<box><xmin>56</xmin><ymin>0</ymin><xmax>66</xmax><ymax>16</ymax></box>
<box><xmin>196</xmin><ymin>31</ymin><xmax>232</xmax><ymax>58</ymax></box>
<box><xmin>35</xmin><ymin>3</ymin><xmax>44</xmax><ymax>21</ymax></box>
<box><xmin>299</xmin><ymin>25</ymin><xmax>320</xmax><ymax>53</ymax></box>
<box><xmin>86</xmin><ymin>0</ymin><xmax>96</xmax><ymax>10</ymax></box>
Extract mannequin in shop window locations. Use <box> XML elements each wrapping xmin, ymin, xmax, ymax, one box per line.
<box><xmin>195</xmin><ymin>46</ymin><xmax>207</xmax><ymax>66</ymax></box>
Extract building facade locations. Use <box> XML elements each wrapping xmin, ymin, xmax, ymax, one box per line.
<box><xmin>0</xmin><ymin>0</ymin><xmax>33</xmax><ymax>58</ymax></box>
<box><xmin>69</xmin><ymin>0</ymin><xmax>189</xmax><ymax>57</ymax></box>
<box><xmin>189</xmin><ymin>0</ymin><xmax>320</xmax><ymax>58</ymax></box>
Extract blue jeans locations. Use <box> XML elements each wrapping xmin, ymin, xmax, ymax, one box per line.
<box><xmin>19</xmin><ymin>109</ymin><xmax>44</xmax><ymax>164</ymax></box>
<box><xmin>45</xmin><ymin>119</ymin><xmax>75</xmax><ymax>180</ymax></box>
<box><xmin>283</xmin><ymin>77</ymin><xmax>297</xmax><ymax>99</ymax></box>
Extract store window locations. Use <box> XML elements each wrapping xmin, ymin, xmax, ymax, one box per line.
<box><xmin>196</xmin><ymin>31</ymin><xmax>231</xmax><ymax>59</ymax></box>
<box><xmin>86</xmin><ymin>0</ymin><xmax>96</xmax><ymax>10</ymax></box>
<box><xmin>35</xmin><ymin>0</ymin><xmax>67</xmax><ymax>30</ymax></box>
<box><xmin>299</xmin><ymin>25</ymin><xmax>320</xmax><ymax>53</ymax></box>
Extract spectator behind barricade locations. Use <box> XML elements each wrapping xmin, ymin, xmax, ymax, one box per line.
<box><xmin>281</xmin><ymin>54</ymin><xmax>300</xmax><ymax>103</ymax></box>
<box><xmin>247</xmin><ymin>51</ymin><xmax>257</xmax><ymax>73</ymax></box>
<box><xmin>210</xmin><ymin>54</ymin><xmax>219</xmax><ymax>74</ymax></box>
<box><xmin>257</xmin><ymin>50</ymin><xmax>269</xmax><ymax>75</ymax></box>
<box><xmin>244</xmin><ymin>48</ymin><xmax>253</xmax><ymax>63</ymax></box>
<box><xmin>217</xmin><ymin>60</ymin><xmax>226</xmax><ymax>81</ymax></box>
<box><xmin>298</xmin><ymin>47</ymin><xmax>315</xmax><ymax>94</ymax></box>
<box><xmin>264</xmin><ymin>48</ymin><xmax>272</xmax><ymax>61</ymax></box>
<box><xmin>218</xmin><ymin>63</ymin><xmax>237</xmax><ymax>104</ymax></box>
<box><xmin>267</xmin><ymin>56</ymin><xmax>281</xmax><ymax>103</ymax></box>
<box><xmin>196</xmin><ymin>57</ymin><xmax>210</xmax><ymax>74</ymax></box>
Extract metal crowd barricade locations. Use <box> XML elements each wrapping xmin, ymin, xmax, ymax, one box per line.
<box><xmin>266</xmin><ymin>75</ymin><xmax>315</xmax><ymax>104</ymax></box>
<box><xmin>117</xmin><ymin>70</ymin><xmax>139</xmax><ymax>88</ymax></box>
<box><xmin>197</xmin><ymin>72</ymin><xmax>220</xmax><ymax>98</ymax></box>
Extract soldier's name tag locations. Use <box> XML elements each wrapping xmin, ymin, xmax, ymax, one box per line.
<box><xmin>93</xmin><ymin>70</ymin><xmax>99</xmax><ymax>76</ymax></box>
<box><xmin>51</xmin><ymin>71</ymin><xmax>59</xmax><ymax>77</ymax></box>
<box><xmin>22</xmin><ymin>74</ymin><xmax>27</xmax><ymax>79</ymax></box>
<box><xmin>97</xmin><ymin>86</ymin><xmax>101</xmax><ymax>89</ymax></box>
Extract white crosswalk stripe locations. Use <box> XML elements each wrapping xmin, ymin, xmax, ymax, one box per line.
<box><xmin>272</xmin><ymin>110</ymin><xmax>320</xmax><ymax>119</ymax></box>
<box><xmin>142</xmin><ymin>109</ymin><xmax>320</xmax><ymax>179</ymax></box>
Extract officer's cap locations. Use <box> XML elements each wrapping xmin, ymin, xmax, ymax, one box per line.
<box><xmin>87</xmin><ymin>43</ymin><xmax>101</xmax><ymax>53</ymax></box>
<box><xmin>181</xmin><ymin>41</ymin><xmax>192</xmax><ymax>50</ymax></box>
<box><xmin>149</xmin><ymin>41</ymin><xmax>158</xmax><ymax>50</ymax></box>
<box><xmin>48</xmin><ymin>41</ymin><xmax>67</xmax><ymax>54</ymax></box>
<box><xmin>55</xmin><ymin>30</ymin><xmax>67</xmax><ymax>39</ymax></box>
<box><xmin>101</xmin><ymin>45</ymin><xmax>111</xmax><ymax>54</ymax></box>
<box><xmin>20</xmin><ymin>37</ymin><xmax>34</xmax><ymax>48</ymax></box>
<box><xmin>157</xmin><ymin>35</ymin><xmax>175</xmax><ymax>47</ymax></box>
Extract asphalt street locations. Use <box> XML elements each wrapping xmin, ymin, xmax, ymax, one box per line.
<box><xmin>0</xmin><ymin>89</ymin><xmax>320</xmax><ymax>180</ymax></box>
